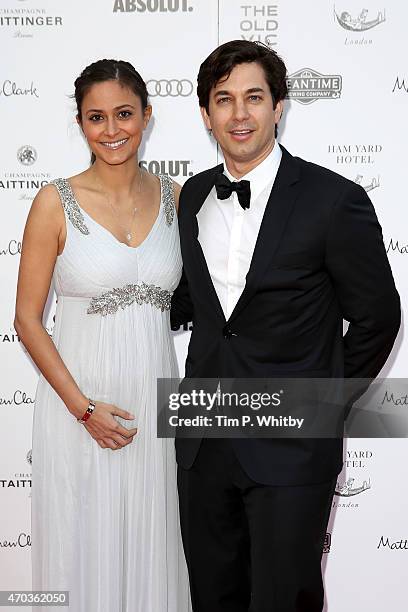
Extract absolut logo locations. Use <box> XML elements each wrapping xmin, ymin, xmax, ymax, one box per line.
<box><xmin>239</xmin><ymin>4</ymin><xmax>278</xmax><ymax>46</ymax></box>
<box><xmin>328</xmin><ymin>144</ymin><xmax>382</xmax><ymax>164</ymax></box>
<box><xmin>113</xmin><ymin>0</ymin><xmax>193</xmax><ymax>12</ymax></box>
<box><xmin>139</xmin><ymin>159</ymin><xmax>193</xmax><ymax>177</ymax></box>
<box><xmin>286</xmin><ymin>69</ymin><xmax>342</xmax><ymax>105</ymax></box>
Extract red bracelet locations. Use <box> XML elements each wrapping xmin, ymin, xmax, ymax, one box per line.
<box><xmin>77</xmin><ymin>400</ymin><xmax>96</xmax><ymax>424</ymax></box>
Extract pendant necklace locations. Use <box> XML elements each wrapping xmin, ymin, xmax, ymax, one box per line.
<box><xmin>97</xmin><ymin>169</ymin><xmax>144</xmax><ymax>244</ymax></box>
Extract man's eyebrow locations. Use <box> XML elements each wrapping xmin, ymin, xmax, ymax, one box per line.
<box><xmin>213</xmin><ymin>87</ymin><xmax>265</xmax><ymax>96</ymax></box>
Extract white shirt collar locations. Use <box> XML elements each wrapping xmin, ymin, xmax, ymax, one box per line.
<box><xmin>223</xmin><ymin>142</ymin><xmax>282</xmax><ymax>204</ymax></box>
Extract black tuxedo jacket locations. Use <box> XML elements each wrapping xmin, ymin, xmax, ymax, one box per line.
<box><xmin>171</xmin><ymin>146</ymin><xmax>400</xmax><ymax>485</ymax></box>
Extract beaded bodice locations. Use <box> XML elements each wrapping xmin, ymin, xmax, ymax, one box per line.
<box><xmin>50</xmin><ymin>175</ymin><xmax>182</xmax><ymax>314</ymax></box>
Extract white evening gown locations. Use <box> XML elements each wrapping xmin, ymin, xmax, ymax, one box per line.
<box><xmin>31</xmin><ymin>175</ymin><xmax>191</xmax><ymax>612</ymax></box>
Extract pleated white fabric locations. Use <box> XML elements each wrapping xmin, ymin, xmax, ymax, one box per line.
<box><xmin>31</xmin><ymin>175</ymin><xmax>192</xmax><ymax>612</ymax></box>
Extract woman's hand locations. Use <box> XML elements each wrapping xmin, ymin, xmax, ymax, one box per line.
<box><xmin>82</xmin><ymin>401</ymin><xmax>138</xmax><ymax>450</ymax></box>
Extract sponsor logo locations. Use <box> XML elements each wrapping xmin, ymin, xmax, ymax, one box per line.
<box><xmin>354</xmin><ymin>174</ymin><xmax>380</xmax><ymax>193</ymax></box>
<box><xmin>323</xmin><ymin>532</ymin><xmax>331</xmax><ymax>553</ymax></box>
<box><xmin>147</xmin><ymin>79</ymin><xmax>193</xmax><ymax>97</ymax></box>
<box><xmin>386</xmin><ymin>239</ymin><xmax>408</xmax><ymax>255</ymax></box>
<box><xmin>0</xmin><ymin>80</ymin><xmax>39</xmax><ymax>98</ymax></box>
<box><xmin>0</xmin><ymin>328</ymin><xmax>21</xmax><ymax>343</ymax></box>
<box><xmin>334</xmin><ymin>6</ymin><xmax>386</xmax><ymax>31</ymax></box>
<box><xmin>286</xmin><ymin>69</ymin><xmax>342</xmax><ymax>105</ymax></box>
<box><xmin>17</xmin><ymin>145</ymin><xmax>37</xmax><ymax>166</ymax></box>
<box><xmin>0</xmin><ymin>390</ymin><xmax>35</xmax><ymax>406</ymax></box>
<box><xmin>113</xmin><ymin>0</ymin><xmax>193</xmax><ymax>12</ymax></box>
<box><xmin>328</xmin><ymin>144</ymin><xmax>383</xmax><ymax>164</ymax></box>
<box><xmin>0</xmin><ymin>6</ymin><xmax>63</xmax><ymax>38</ymax></box>
<box><xmin>335</xmin><ymin>477</ymin><xmax>371</xmax><ymax>496</ymax></box>
<box><xmin>1</xmin><ymin>147</ymin><xmax>50</xmax><ymax>197</ymax></box>
<box><xmin>392</xmin><ymin>77</ymin><xmax>408</xmax><ymax>94</ymax></box>
<box><xmin>0</xmin><ymin>533</ymin><xmax>31</xmax><ymax>547</ymax></box>
<box><xmin>239</xmin><ymin>4</ymin><xmax>278</xmax><ymax>46</ymax></box>
<box><xmin>377</xmin><ymin>536</ymin><xmax>408</xmax><ymax>550</ymax></box>
<box><xmin>139</xmin><ymin>159</ymin><xmax>193</xmax><ymax>177</ymax></box>
<box><xmin>26</xmin><ymin>450</ymin><xmax>32</xmax><ymax>466</ymax></box>
<box><xmin>0</xmin><ymin>240</ymin><xmax>22</xmax><ymax>256</ymax></box>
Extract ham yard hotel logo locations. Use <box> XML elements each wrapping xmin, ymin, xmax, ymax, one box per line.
<box><xmin>333</xmin><ymin>6</ymin><xmax>386</xmax><ymax>46</ymax></box>
<box><xmin>0</xmin><ymin>5</ymin><xmax>63</xmax><ymax>38</ymax></box>
<box><xmin>286</xmin><ymin>69</ymin><xmax>342</xmax><ymax>105</ymax></box>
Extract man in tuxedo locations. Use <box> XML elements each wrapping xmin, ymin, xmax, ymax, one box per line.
<box><xmin>171</xmin><ymin>40</ymin><xmax>400</xmax><ymax>612</ymax></box>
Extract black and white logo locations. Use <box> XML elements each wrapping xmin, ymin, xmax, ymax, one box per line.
<box><xmin>113</xmin><ymin>0</ymin><xmax>193</xmax><ymax>13</ymax></box>
<box><xmin>392</xmin><ymin>77</ymin><xmax>408</xmax><ymax>94</ymax></box>
<box><xmin>334</xmin><ymin>7</ymin><xmax>386</xmax><ymax>31</ymax></box>
<box><xmin>147</xmin><ymin>79</ymin><xmax>193</xmax><ymax>97</ymax></box>
<box><xmin>26</xmin><ymin>450</ymin><xmax>32</xmax><ymax>466</ymax></box>
<box><xmin>335</xmin><ymin>476</ymin><xmax>371</xmax><ymax>497</ymax></box>
<box><xmin>354</xmin><ymin>174</ymin><xmax>380</xmax><ymax>193</ymax></box>
<box><xmin>17</xmin><ymin>145</ymin><xmax>37</xmax><ymax>166</ymax></box>
<box><xmin>0</xmin><ymin>80</ymin><xmax>39</xmax><ymax>98</ymax></box>
<box><xmin>286</xmin><ymin>69</ymin><xmax>342</xmax><ymax>105</ymax></box>
<box><xmin>139</xmin><ymin>159</ymin><xmax>193</xmax><ymax>177</ymax></box>
<box><xmin>323</xmin><ymin>532</ymin><xmax>331</xmax><ymax>554</ymax></box>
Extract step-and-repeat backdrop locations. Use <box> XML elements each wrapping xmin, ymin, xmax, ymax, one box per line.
<box><xmin>1</xmin><ymin>0</ymin><xmax>407</xmax><ymax>610</ymax></box>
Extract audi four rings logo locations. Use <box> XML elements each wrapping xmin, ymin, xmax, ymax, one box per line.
<box><xmin>147</xmin><ymin>79</ymin><xmax>193</xmax><ymax>97</ymax></box>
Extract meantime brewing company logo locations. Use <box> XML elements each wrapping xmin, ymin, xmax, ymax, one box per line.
<box><xmin>238</xmin><ymin>4</ymin><xmax>279</xmax><ymax>46</ymax></box>
<box><xmin>113</xmin><ymin>0</ymin><xmax>194</xmax><ymax>12</ymax></box>
<box><xmin>1</xmin><ymin>145</ymin><xmax>51</xmax><ymax>201</ymax></box>
<box><xmin>0</xmin><ymin>5</ymin><xmax>63</xmax><ymax>38</ymax></box>
<box><xmin>286</xmin><ymin>69</ymin><xmax>342</xmax><ymax>105</ymax></box>
<box><xmin>332</xmin><ymin>448</ymin><xmax>373</xmax><ymax>510</ymax></box>
<box><xmin>333</xmin><ymin>6</ymin><xmax>386</xmax><ymax>46</ymax></box>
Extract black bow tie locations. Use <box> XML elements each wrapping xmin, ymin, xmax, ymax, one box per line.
<box><xmin>214</xmin><ymin>172</ymin><xmax>251</xmax><ymax>210</ymax></box>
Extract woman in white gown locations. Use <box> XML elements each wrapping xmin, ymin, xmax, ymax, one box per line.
<box><xmin>14</xmin><ymin>59</ymin><xmax>191</xmax><ymax>611</ymax></box>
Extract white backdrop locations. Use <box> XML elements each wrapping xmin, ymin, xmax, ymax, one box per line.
<box><xmin>1</xmin><ymin>0</ymin><xmax>407</xmax><ymax>610</ymax></box>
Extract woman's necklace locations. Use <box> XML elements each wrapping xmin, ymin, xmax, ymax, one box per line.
<box><xmin>97</xmin><ymin>169</ymin><xmax>144</xmax><ymax>244</ymax></box>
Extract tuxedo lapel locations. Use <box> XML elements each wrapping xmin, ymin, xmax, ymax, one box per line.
<box><xmin>228</xmin><ymin>147</ymin><xmax>301</xmax><ymax>324</ymax></box>
<box><xmin>184</xmin><ymin>164</ymin><xmax>226</xmax><ymax>322</ymax></box>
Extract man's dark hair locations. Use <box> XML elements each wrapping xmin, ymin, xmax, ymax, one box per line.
<box><xmin>197</xmin><ymin>40</ymin><xmax>288</xmax><ymax>112</ymax></box>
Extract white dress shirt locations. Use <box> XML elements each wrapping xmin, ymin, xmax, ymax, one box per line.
<box><xmin>197</xmin><ymin>142</ymin><xmax>282</xmax><ymax>319</ymax></box>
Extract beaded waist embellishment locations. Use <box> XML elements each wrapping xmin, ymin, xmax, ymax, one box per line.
<box><xmin>87</xmin><ymin>282</ymin><xmax>172</xmax><ymax>316</ymax></box>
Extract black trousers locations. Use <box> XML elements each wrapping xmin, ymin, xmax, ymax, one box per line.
<box><xmin>177</xmin><ymin>438</ymin><xmax>336</xmax><ymax>612</ymax></box>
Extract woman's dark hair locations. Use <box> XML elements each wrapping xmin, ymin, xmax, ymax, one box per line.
<box><xmin>74</xmin><ymin>59</ymin><xmax>149</xmax><ymax>163</ymax></box>
<box><xmin>197</xmin><ymin>40</ymin><xmax>288</xmax><ymax>112</ymax></box>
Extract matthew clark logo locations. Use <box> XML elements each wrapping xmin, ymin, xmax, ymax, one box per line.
<box><xmin>286</xmin><ymin>69</ymin><xmax>342</xmax><ymax>105</ymax></box>
<box><xmin>0</xmin><ymin>79</ymin><xmax>38</xmax><ymax>98</ymax></box>
<box><xmin>333</xmin><ymin>6</ymin><xmax>386</xmax><ymax>46</ymax></box>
